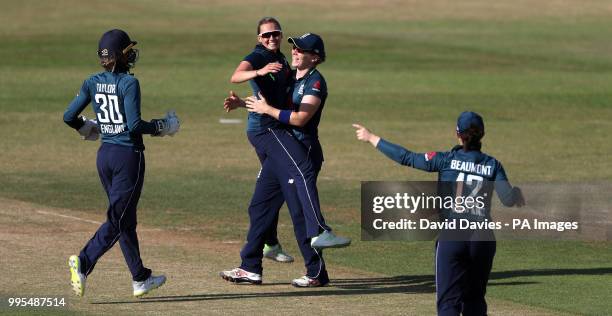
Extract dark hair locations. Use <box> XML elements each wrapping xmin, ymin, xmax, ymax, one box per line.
<box><xmin>313</xmin><ymin>54</ymin><xmax>324</xmax><ymax>65</ymax></box>
<box><xmin>100</xmin><ymin>53</ymin><xmax>129</xmax><ymax>73</ymax></box>
<box><xmin>257</xmin><ymin>17</ymin><xmax>281</xmax><ymax>34</ymax></box>
<box><xmin>100</xmin><ymin>46</ymin><xmax>138</xmax><ymax>73</ymax></box>
<box><xmin>459</xmin><ymin>126</ymin><xmax>484</xmax><ymax>151</ymax></box>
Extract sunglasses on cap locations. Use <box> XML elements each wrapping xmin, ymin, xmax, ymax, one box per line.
<box><xmin>259</xmin><ymin>30</ymin><xmax>282</xmax><ymax>38</ymax></box>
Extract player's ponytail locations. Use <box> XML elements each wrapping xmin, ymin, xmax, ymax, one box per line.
<box><xmin>100</xmin><ymin>56</ymin><xmax>129</xmax><ymax>73</ymax></box>
<box><xmin>99</xmin><ymin>50</ymin><xmax>131</xmax><ymax>73</ymax></box>
<box><xmin>459</xmin><ymin>126</ymin><xmax>484</xmax><ymax>151</ymax></box>
<box><xmin>100</xmin><ymin>57</ymin><xmax>116</xmax><ymax>72</ymax></box>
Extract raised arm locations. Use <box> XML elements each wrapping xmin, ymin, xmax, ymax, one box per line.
<box><xmin>230</xmin><ymin>61</ymin><xmax>283</xmax><ymax>84</ymax></box>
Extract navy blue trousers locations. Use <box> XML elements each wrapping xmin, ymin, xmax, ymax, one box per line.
<box><xmin>248</xmin><ymin>131</ymin><xmax>283</xmax><ymax>247</ymax></box>
<box><xmin>78</xmin><ymin>143</ymin><xmax>151</xmax><ymax>282</ymax></box>
<box><xmin>240</xmin><ymin>152</ymin><xmax>328</xmax><ymax>280</ymax></box>
<box><xmin>435</xmin><ymin>240</ymin><xmax>496</xmax><ymax>316</ymax></box>
<box><xmin>248</xmin><ymin>128</ymin><xmax>330</xmax><ymax>237</ymax></box>
<box><xmin>240</xmin><ymin>129</ymin><xmax>328</xmax><ymax>281</ymax></box>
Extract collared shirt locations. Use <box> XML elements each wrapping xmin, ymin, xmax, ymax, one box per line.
<box><xmin>376</xmin><ymin>141</ymin><xmax>517</xmax><ymax>221</ymax></box>
<box><xmin>64</xmin><ymin>71</ymin><xmax>150</xmax><ymax>150</ymax></box>
<box><xmin>290</xmin><ymin>68</ymin><xmax>327</xmax><ymax>142</ymax></box>
<box><xmin>243</xmin><ymin>44</ymin><xmax>292</xmax><ymax>133</ymax></box>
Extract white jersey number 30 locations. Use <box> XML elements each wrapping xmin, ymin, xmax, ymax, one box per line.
<box><xmin>95</xmin><ymin>94</ymin><xmax>124</xmax><ymax>124</ymax></box>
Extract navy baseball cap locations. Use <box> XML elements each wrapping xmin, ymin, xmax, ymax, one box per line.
<box><xmin>288</xmin><ymin>33</ymin><xmax>325</xmax><ymax>61</ymax></box>
<box><xmin>456</xmin><ymin>111</ymin><xmax>485</xmax><ymax>134</ymax></box>
<box><xmin>98</xmin><ymin>29</ymin><xmax>137</xmax><ymax>58</ymax></box>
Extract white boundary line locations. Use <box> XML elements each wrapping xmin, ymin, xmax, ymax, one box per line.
<box><xmin>36</xmin><ymin>210</ymin><xmax>102</xmax><ymax>225</ymax></box>
<box><xmin>35</xmin><ymin>209</ymin><xmax>163</xmax><ymax>232</ymax></box>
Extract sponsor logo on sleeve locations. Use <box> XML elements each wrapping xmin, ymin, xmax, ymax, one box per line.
<box><xmin>312</xmin><ymin>80</ymin><xmax>321</xmax><ymax>92</ymax></box>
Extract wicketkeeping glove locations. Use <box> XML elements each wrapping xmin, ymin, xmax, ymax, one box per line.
<box><xmin>77</xmin><ymin>116</ymin><xmax>100</xmax><ymax>141</ymax></box>
<box><xmin>152</xmin><ymin>110</ymin><xmax>180</xmax><ymax>137</ymax></box>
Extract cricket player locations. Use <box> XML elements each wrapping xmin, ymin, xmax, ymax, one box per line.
<box><xmin>63</xmin><ymin>29</ymin><xmax>179</xmax><ymax>297</ymax></box>
<box><xmin>353</xmin><ymin>112</ymin><xmax>525</xmax><ymax>315</ymax></box>
<box><xmin>222</xmin><ymin>33</ymin><xmax>344</xmax><ymax>287</ymax></box>
<box><xmin>226</xmin><ymin>17</ymin><xmax>294</xmax><ymax>263</ymax></box>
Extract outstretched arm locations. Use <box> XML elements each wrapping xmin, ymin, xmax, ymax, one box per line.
<box><xmin>353</xmin><ymin>123</ymin><xmax>381</xmax><ymax>147</ymax></box>
<box><xmin>223</xmin><ymin>91</ymin><xmax>246</xmax><ymax>112</ymax></box>
<box><xmin>353</xmin><ymin>123</ymin><xmax>442</xmax><ymax>172</ymax></box>
<box><xmin>353</xmin><ymin>123</ymin><xmax>415</xmax><ymax>165</ymax></box>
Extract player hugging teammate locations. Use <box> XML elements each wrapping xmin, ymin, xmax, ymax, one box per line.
<box><xmin>221</xmin><ymin>17</ymin><xmax>351</xmax><ymax>287</ymax></box>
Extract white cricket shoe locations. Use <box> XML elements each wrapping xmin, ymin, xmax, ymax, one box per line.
<box><xmin>291</xmin><ymin>275</ymin><xmax>328</xmax><ymax>288</ymax></box>
<box><xmin>133</xmin><ymin>274</ymin><xmax>166</xmax><ymax>297</ymax></box>
<box><xmin>68</xmin><ymin>255</ymin><xmax>86</xmax><ymax>297</ymax></box>
<box><xmin>263</xmin><ymin>244</ymin><xmax>294</xmax><ymax>263</ymax></box>
<box><xmin>220</xmin><ymin>268</ymin><xmax>262</xmax><ymax>284</ymax></box>
<box><xmin>310</xmin><ymin>231</ymin><xmax>351</xmax><ymax>249</ymax></box>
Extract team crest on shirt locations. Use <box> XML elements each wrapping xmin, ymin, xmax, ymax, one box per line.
<box><xmin>298</xmin><ymin>83</ymin><xmax>305</xmax><ymax>95</ymax></box>
<box><xmin>312</xmin><ymin>80</ymin><xmax>321</xmax><ymax>92</ymax></box>
<box><xmin>425</xmin><ymin>151</ymin><xmax>437</xmax><ymax>161</ymax></box>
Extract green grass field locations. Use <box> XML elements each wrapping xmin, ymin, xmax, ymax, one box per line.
<box><xmin>1</xmin><ymin>0</ymin><xmax>611</xmax><ymax>315</ymax></box>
